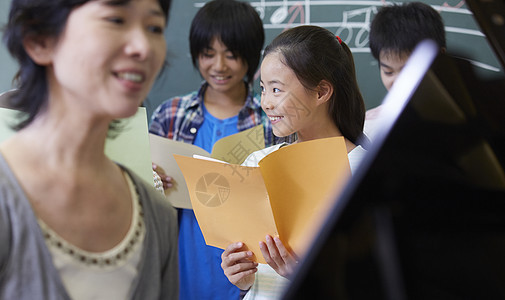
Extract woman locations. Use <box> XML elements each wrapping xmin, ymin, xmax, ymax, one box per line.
<box><xmin>0</xmin><ymin>0</ymin><xmax>178</xmax><ymax>299</ymax></box>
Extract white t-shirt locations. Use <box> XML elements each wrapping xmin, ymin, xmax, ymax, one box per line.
<box><xmin>243</xmin><ymin>144</ymin><xmax>367</xmax><ymax>300</ymax></box>
<box><xmin>363</xmin><ymin>105</ymin><xmax>384</xmax><ymax>142</ymax></box>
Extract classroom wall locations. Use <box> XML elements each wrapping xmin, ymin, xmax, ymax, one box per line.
<box><xmin>0</xmin><ymin>0</ymin><xmax>503</xmax><ymax>122</ymax></box>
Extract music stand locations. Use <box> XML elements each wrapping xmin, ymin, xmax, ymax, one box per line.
<box><xmin>282</xmin><ymin>40</ymin><xmax>505</xmax><ymax>299</ymax></box>
<box><xmin>466</xmin><ymin>0</ymin><xmax>505</xmax><ymax>69</ymax></box>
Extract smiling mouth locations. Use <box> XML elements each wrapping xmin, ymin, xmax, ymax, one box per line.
<box><xmin>116</xmin><ymin>72</ymin><xmax>145</xmax><ymax>83</ymax></box>
<box><xmin>213</xmin><ymin>75</ymin><xmax>230</xmax><ymax>81</ymax></box>
<box><xmin>269</xmin><ymin>116</ymin><xmax>284</xmax><ymax>122</ymax></box>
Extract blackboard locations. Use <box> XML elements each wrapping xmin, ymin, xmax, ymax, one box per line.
<box><xmin>1</xmin><ymin>1</ymin><xmax>503</xmax><ymax>121</ymax></box>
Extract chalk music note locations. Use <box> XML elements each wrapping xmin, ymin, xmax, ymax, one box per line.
<box><xmin>255</xmin><ymin>0</ymin><xmax>265</xmax><ymax>19</ymax></box>
<box><xmin>271</xmin><ymin>0</ymin><xmax>288</xmax><ymax>24</ymax></box>
<box><xmin>335</xmin><ymin>6</ymin><xmax>377</xmax><ymax>49</ymax></box>
<box><xmin>442</xmin><ymin>1</ymin><xmax>465</xmax><ymax>9</ymax></box>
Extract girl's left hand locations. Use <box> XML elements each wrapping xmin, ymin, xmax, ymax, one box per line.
<box><xmin>259</xmin><ymin>234</ymin><xmax>299</xmax><ymax>278</ymax></box>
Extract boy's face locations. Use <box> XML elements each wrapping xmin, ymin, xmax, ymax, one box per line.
<box><xmin>197</xmin><ymin>37</ymin><xmax>248</xmax><ymax>96</ymax></box>
<box><xmin>379</xmin><ymin>51</ymin><xmax>409</xmax><ymax>91</ymax></box>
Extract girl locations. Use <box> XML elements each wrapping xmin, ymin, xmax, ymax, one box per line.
<box><xmin>221</xmin><ymin>25</ymin><xmax>367</xmax><ymax>299</ymax></box>
<box><xmin>149</xmin><ymin>0</ymin><xmax>292</xmax><ymax>299</ymax></box>
<box><xmin>0</xmin><ymin>0</ymin><xmax>178</xmax><ymax>299</ymax></box>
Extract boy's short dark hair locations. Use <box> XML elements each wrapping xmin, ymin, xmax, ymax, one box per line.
<box><xmin>189</xmin><ymin>0</ymin><xmax>264</xmax><ymax>84</ymax></box>
<box><xmin>369</xmin><ymin>2</ymin><xmax>446</xmax><ymax>60</ymax></box>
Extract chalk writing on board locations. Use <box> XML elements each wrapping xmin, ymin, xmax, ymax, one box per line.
<box><xmin>195</xmin><ymin>0</ymin><xmax>500</xmax><ymax>73</ymax></box>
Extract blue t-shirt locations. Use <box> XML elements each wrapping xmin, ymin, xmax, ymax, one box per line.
<box><xmin>178</xmin><ymin>105</ymin><xmax>240</xmax><ymax>300</ymax></box>
<box><xmin>193</xmin><ymin>105</ymin><xmax>240</xmax><ymax>153</ymax></box>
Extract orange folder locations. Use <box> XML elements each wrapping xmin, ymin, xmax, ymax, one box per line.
<box><xmin>174</xmin><ymin>137</ymin><xmax>351</xmax><ymax>263</ymax></box>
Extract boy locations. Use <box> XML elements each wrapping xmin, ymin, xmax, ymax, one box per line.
<box><xmin>364</xmin><ymin>2</ymin><xmax>446</xmax><ymax>140</ymax></box>
<box><xmin>149</xmin><ymin>1</ymin><xmax>293</xmax><ymax>299</ymax></box>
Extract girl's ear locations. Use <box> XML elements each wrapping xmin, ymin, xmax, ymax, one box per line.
<box><xmin>316</xmin><ymin>80</ymin><xmax>333</xmax><ymax>105</ymax></box>
<box><xmin>23</xmin><ymin>35</ymin><xmax>56</xmax><ymax>66</ymax></box>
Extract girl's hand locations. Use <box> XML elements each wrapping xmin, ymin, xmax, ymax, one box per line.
<box><xmin>221</xmin><ymin>242</ymin><xmax>258</xmax><ymax>290</ymax></box>
<box><xmin>259</xmin><ymin>235</ymin><xmax>298</xmax><ymax>278</ymax></box>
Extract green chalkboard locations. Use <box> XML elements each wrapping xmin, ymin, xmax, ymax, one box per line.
<box><xmin>1</xmin><ymin>1</ymin><xmax>503</xmax><ymax>121</ymax></box>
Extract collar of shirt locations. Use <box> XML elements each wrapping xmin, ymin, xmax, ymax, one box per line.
<box><xmin>190</xmin><ymin>81</ymin><xmax>259</xmax><ymax>113</ymax></box>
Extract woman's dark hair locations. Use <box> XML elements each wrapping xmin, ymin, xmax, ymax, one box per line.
<box><xmin>189</xmin><ymin>0</ymin><xmax>264</xmax><ymax>85</ymax></box>
<box><xmin>263</xmin><ymin>25</ymin><xmax>365</xmax><ymax>144</ymax></box>
<box><xmin>369</xmin><ymin>2</ymin><xmax>446</xmax><ymax>60</ymax></box>
<box><xmin>3</xmin><ymin>0</ymin><xmax>172</xmax><ymax>130</ymax></box>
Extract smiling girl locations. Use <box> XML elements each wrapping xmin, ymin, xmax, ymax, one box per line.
<box><xmin>221</xmin><ymin>25</ymin><xmax>368</xmax><ymax>299</ymax></box>
<box><xmin>0</xmin><ymin>0</ymin><xmax>178</xmax><ymax>299</ymax></box>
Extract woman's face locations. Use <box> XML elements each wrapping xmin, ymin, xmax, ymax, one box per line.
<box><xmin>44</xmin><ymin>0</ymin><xmax>167</xmax><ymax>119</ymax></box>
<box><xmin>260</xmin><ymin>52</ymin><xmax>319</xmax><ymax>138</ymax></box>
<box><xmin>197</xmin><ymin>37</ymin><xmax>248</xmax><ymax>96</ymax></box>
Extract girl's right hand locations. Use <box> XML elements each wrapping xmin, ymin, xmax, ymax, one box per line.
<box><xmin>221</xmin><ymin>242</ymin><xmax>258</xmax><ymax>291</ymax></box>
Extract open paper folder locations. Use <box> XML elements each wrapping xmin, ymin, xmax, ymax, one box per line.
<box><xmin>174</xmin><ymin>137</ymin><xmax>351</xmax><ymax>263</ymax></box>
<box><xmin>149</xmin><ymin>125</ymin><xmax>265</xmax><ymax>209</ymax></box>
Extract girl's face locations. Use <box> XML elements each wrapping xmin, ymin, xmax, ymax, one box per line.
<box><xmin>42</xmin><ymin>0</ymin><xmax>167</xmax><ymax>120</ymax></box>
<box><xmin>198</xmin><ymin>37</ymin><xmax>248</xmax><ymax>96</ymax></box>
<box><xmin>260</xmin><ymin>52</ymin><xmax>319</xmax><ymax>137</ymax></box>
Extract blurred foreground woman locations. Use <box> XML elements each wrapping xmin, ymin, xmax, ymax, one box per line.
<box><xmin>0</xmin><ymin>0</ymin><xmax>178</xmax><ymax>299</ymax></box>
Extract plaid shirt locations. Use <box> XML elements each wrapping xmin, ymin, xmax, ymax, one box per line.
<box><xmin>149</xmin><ymin>81</ymin><xmax>290</xmax><ymax>147</ymax></box>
